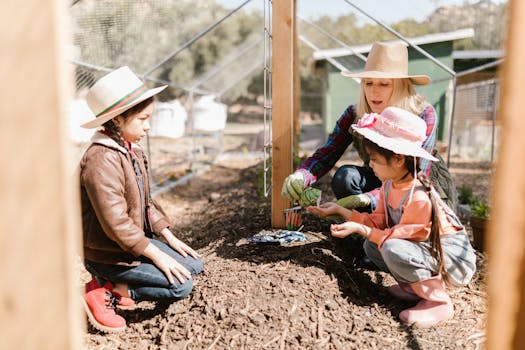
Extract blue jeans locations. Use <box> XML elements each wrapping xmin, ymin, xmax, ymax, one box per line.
<box><xmin>331</xmin><ymin>165</ymin><xmax>381</xmax><ymax>211</ymax></box>
<box><xmin>85</xmin><ymin>239</ymin><xmax>204</xmax><ymax>302</ymax></box>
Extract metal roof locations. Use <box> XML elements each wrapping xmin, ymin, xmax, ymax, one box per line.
<box><xmin>311</xmin><ymin>28</ymin><xmax>475</xmax><ymax>61</ymax></box>
<box><xmin>452</xmin><ymin>50</ymin><xmax>505</xmax><ymax>60</ymax></box>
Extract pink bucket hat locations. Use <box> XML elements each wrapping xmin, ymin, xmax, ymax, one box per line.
<box><xmin>341</xmin><ymin>42</ymin><xmax>430</xmax><ymax>85</ymax></box>
<box><xmin>351</xmin><ymin>106</ymin><xmax>438</xmax><ymax>161</ymax></box>
<box><xmin>81</xmin><ymin>66</ymin><xmax>167</xmax><ymax>129</ymax></box>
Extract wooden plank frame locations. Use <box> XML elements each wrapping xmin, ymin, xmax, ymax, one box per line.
<box><xmin>486</xmin><ymin>0</ymin><xmax>525</xmax><ymax>348</ymax></box>
<box><xmin>0</xmin><ymin>0</ymin><xmax>83</xmax><ymax>348</ymax></box>
<box><xmin>271</xmin><ymin>0</ymin><xmax>298</xmax><ymax>227</ymax></box>
<box><xmin>7</xmin><ymin>0</ymin><xmax>525</xmax><ymax>347</ymax></box>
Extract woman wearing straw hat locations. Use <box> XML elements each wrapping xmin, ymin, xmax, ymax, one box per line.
<box><xmin>79</xmin><ymin>66</ymin><xmax>203</xmax><ymax>333</ymax></box>
<box><xmin>307</xmin><ymin>106</ymin><xmax>476</xmax><ymax>327</ymax></box>
<box><xmin>282</xmin><ymin>41</ymin><xmax>457</xmax><ymax>214</ymax></box>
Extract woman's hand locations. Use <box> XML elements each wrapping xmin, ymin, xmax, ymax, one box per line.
<box><xmin>143</xmin><ymin>242</ymin><xmax>191</xmax><ymax>284</ymax></box>
<box><xmin>161</xmin><ymin>228</ymin><xmax>201</xmax><ymax>259</ymax></box>
<box><xmin>330</xmin><ymin>222</ymin><xmax>371</xmax><ymax>239</ymax></box>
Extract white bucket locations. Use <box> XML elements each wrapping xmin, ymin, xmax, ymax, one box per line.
<box><xmin>191</xmin><ymin>95</ymin><xmax>227</xmax><ymax>132</ymax></box>
<box><xmin>150</xmin><ymin>100</ymin><xmax>187</xmax><ymax>139</ymax></box>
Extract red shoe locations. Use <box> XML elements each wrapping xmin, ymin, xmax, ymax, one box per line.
<box><xmin>86</xmin><ymin>278</ymin><xmax>136</xmax><ymax>309</ymax></box>
<box><xmin>111</xmin><ymin>291</ymin><xmax>136</xmax><ymax>309</ymax></box>
<box><xmin>83</xmin><ymin>279</ymin><xmax>126</xmax><ymax>333</ymax></box>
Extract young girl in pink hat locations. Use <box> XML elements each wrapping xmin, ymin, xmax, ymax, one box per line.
<box><xmin>79</xmin><ymin>66</ymin><xmax>203</xmax><ymax>333</ymax></box>
<box><xmin>307</xmin><ymin>106</ymin><xmax>476</xmax><ymax>328</ymax></box>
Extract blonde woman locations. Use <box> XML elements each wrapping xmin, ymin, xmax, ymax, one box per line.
<box><xmin>282</xmin><ymin>41</ymin><xmax>456</xmax><ymax>213</ymax></box>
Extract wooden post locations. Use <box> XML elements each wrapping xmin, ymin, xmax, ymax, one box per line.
<box><xmin>271</xmin><ymin>0</ymin><xmax>297</xmax><ymax>227</ymax></box>
<box><xmin>486</xmin><ymin>0</ymin><xmax>525</xmax><ymax>348</ymax></box>
<box><xmin>0</xmin><ymin>0</ymin><xmax>83</xmax><ymax>349</ymax></box>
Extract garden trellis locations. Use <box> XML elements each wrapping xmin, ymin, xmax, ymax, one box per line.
<box><xmin>6</xmin><ymin>0</ymin><xmax>523</xmax><ymax>349</ymax></box>
<box><xmin>70</xmin><ymin>0</ymin><xmax>269</xmax><ymax>187</ymax></box>
<box><xmin>69</xmin><ymin>0</ymin><xmax>503</xmax><ymax>226</ymax></box>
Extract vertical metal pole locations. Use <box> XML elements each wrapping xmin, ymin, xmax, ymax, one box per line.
<box><xmin>446</xmin><ymin>76</ymin><xmax>458</xmax><ymax>167</ymax></box>
<box><xmin>188</xmin><ymin>90</ymin><xmax>195</xmax><ymax>168</ymax></box>
<box><xmin>263</xmin><ymin>0</ymin><xmax>273</xmax><ymax>198</ymax></box>
<box><xmin>490</xmin><ymin>82</ymin><xmax>498</xmax><ymax>163</ymax></box>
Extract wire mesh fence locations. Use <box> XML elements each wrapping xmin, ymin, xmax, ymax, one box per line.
<box><xmin>449</xmin><ymin>79</ymin><xmax>500</xmax><ymax>162</ymax></box>
<box><xmin>69</xmin><ymin>0</ymin><xmax>269</xmax><ymax>187</ymax></box>
<box><xmin>68</xmin><ymin>0</ymin><xmax>503</xmax><ymax>191</ymax></box>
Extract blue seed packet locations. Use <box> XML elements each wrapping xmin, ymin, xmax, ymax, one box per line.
<box><xmin>247</xmin><ymin>230</ymin><xmax>307</xmax><ymax>245</ymax></box>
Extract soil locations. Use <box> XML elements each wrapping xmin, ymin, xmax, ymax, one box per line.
<box><xmin>82</xmin><ymin>151</ymin><xmax>492</xmax><ymax>349</ymax></box>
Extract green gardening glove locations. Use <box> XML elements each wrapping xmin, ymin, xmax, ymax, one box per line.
<box><xmin>336</xmin><ymin>194</ymin><xmax>371</xmax><ymax>209</ymax></box>
<box><xmin>281</xmin><ymin>171</ymin><xmax>309</xmax><ymax>202</ymax></box>
<box><xmin>325</xmin><ymin>194</ymin><xmax>372</xmax><ymax>221</ymax></box>
<box><xmin>298</xmin><ymin>187</ymin><xmax>321</xmax><ymax>207</ymax></box>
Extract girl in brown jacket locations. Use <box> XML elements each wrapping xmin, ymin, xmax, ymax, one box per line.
<box><xmin>79</xmin><ymin>67</ymin><xmax>203</xmax><ymax>333</ymax></box>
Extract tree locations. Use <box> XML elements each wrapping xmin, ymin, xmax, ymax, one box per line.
<box><xmin>71</xmin><ymin>0</ymin><xmax>263</xmax><ymax>100</ymax></box>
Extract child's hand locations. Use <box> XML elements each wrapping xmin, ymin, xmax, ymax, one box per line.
<box><xmin>161</xmin><ymin>228</ymin><xmax>201</xmax><ymax>259</ymax></box>
<box><xmin>143</xmin><ymin>243</ymin><xmax>192</xmax><ymax>284</ymax></box>
<box><xmin>330</xmin><ymin>222</ymin><xmax>369</xmax><ymax>239</ymax></box>
<box><xmin>306</xmin><ymin>202</ymin><xmax>340</xmax><ymax>217</ymax></box>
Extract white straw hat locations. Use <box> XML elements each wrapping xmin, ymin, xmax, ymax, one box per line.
<box><xmin>341</xmin><ymin>42</ymin><xmax>430</xmax><ymax>85</ymax></box>
<box><xmin>81</xmin><ymin>66</ymin><xmax>167</xmax><ymax>129</ymax></box>
<box><xmin>351</xmin><ymin>106</ymin><xmax>437</xmax><ymax>161</ymax></box>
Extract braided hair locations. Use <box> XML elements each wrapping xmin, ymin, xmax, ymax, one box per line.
<box><xmin>417</xmin><ymin>171</ymin><xmax>449</xmax><ymax>284</ymax></box>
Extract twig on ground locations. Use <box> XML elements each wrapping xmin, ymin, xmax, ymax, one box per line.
<box><xmin>206</xmin><ymin>334</ymin><xmax>221</xmax><ymax>350</ymax></box>
<box><xmin>279</xmin><ymin>328</ymin><xmax>288</xmax><ymax>350</ymax></box>
<box><xmin>160</xmin><ymin>315</ymin><xmax>177</xmax><ymax>345</ymax></box>
<box><xmin>264</xmin><ymin>335</ymin><xmax>281</xmax><ymax>348</ymax></box>
<box><xmin>317</xmin><ymin>305</ymin><xmax>324</xmax><ymax>339</ymax></box>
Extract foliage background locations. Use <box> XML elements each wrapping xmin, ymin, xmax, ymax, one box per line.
<box><xmin>71</xmin><ymin>0</ymin><xmax>507</xmax><ymax>107</ymax></box>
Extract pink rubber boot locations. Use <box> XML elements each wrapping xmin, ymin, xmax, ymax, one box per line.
<box><xmin>387</xmin><ymin>280</ymin><xmax>421</xmax><ymax>301</ymax></box>
<box><xmin>399</xmin><ymin>275</ymin><xmax>454</xmax><ymax>328</ymax></box>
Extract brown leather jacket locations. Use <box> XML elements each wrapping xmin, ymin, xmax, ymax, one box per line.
<box><xmin>80</xmin><ymin>132</ymin><xmax>170</xmax><ymax>265</ymax></box>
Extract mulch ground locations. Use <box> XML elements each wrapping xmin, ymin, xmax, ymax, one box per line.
<box><xmin>82</xmin><ymin>156</ymin><xmax>491</xmax><ymax>350</ymax></box>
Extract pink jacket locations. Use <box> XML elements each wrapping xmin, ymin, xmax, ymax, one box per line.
<box><xmin>351</xmin><ymin>179</ymin><xmax>463</xmax><ymax>249</ymax></box>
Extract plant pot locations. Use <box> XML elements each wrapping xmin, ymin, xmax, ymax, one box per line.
<box><xmin>470</xmin><ymin>216</ymin><xmax>488</xmax><ymax>251</ymax></box>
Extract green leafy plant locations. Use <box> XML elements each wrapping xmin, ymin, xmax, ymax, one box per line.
<box><xmin>470</xmin><ymin>197</ymin><xmax>490</xmax><ymax>219</ymax></box>
<box><xmin>458</xmin><ymin>185</ymin><xmax>474</xmax><ymax>205</ymax></box>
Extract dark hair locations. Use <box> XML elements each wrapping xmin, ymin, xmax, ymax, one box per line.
<box><xmin>362</xmin><ymin>138</ymin><xmax>448</xmax><ymax>284</ymax></box>
<box><xmin>362</xmin><ymin>138</ymin><xmax>417</xmax><ymax>174</ymax></box>
<box><xmin>102</xmin><ymin>96</ymin><xmax>155</xmax><ymax>148</ymax></box>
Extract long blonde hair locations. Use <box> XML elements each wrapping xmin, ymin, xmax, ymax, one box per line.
<box><xmin>355</xmin><ymin>78</ymin><xmax>428</xmax><ymax>119</ymax></box>
<box><xmin>352</xmin><ymin>78</ymin><xmax>429</xmax><ymax>164</ymax></box>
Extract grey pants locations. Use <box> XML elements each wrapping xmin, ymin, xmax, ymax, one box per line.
<box><xmin>363</xmin><ymin>231</ymin><xmax>476</xmax><ymax>286</ymax></box>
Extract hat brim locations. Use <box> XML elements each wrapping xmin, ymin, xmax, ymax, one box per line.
<box><xmin>352</xmin><ymin>126</ymin><xmax>438</xmax><ymax>161</ymax></box>
<box><xmin>81</xmin><ymin>85</ymin><xmax>168</xmax><ymax>129</ymax></box>
<box><xmin>341</xmin><ymin>70</ymin><xmax>430</xmax><ymax>85</ymax></box>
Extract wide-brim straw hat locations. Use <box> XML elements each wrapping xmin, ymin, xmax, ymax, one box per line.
<box><xmin>81</xmin><ymin>66</ymin><xmax>167</xmax><ymax>129</ymax></box>
<box><xmin>341</xmin><ymin>42</ymin><xmax>430</xmax><ymax>85</ymax></box>
<box><xmin>351</xmin><ymin>106</ymin><xmax>437</xmax><ymax>161</ymax></box>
